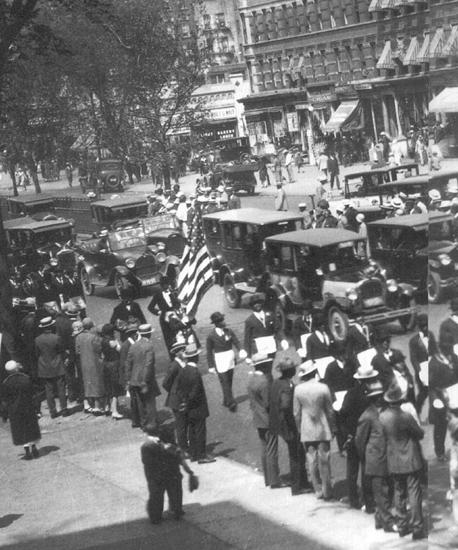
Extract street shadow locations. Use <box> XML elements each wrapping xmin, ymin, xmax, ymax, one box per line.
<box><xmin>205</xmin><ymin>441</ymin><xmax>223</xmax><ymax>454</ymax></box>
<box><xmin>212</xmin><ymin>447</ymin><xmax>236</xmax><ymax>458</ymax></box>
<box><xmin>234</xmin><ymin>394</ymin><xmax>249</xmax><ymax>406</ymax></box>
<box><xmin>0</xmin><ymin>501</ymin><xmax>338</xmax><ymax>550</ymax></box>
<box><xmin>38</xmin><ymin>445</ymin><xmax>60</xmax><ymax>458</ymax></box>
<box><xmin>0</xmin><ymin>514</ymin><xmax>22</xmax><ymax>529</ymax></box>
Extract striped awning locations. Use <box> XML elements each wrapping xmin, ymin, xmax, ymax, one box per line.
<box><xmin>380</xmin><ymin>0</ymin><xmax>395</xmax><ymax>8</ymax></box>
<box><xmin>430</xmin><ymin>28</ymin><xmax>445</xmax><ymax>59</ymax></box>
<box><xmin>443</xmin><ymin>26</ymin><xmax>458</xmax><ymax>56</ymax></box>
<box><xmin>403</xmin><ymin>36</ymin><xmax>420</xmax><ymax>65</ymax></box>
<box><xmin>429</xmin><ymin>87</ymin><xmax>458</xmax><ymax>113</ymax></box>
<box><xmin>393</xmin><ymin>0</ymin><xmax>409</xmax><ymax>6</ymax></box>
<box><xmin>376</xmin><ymin>41</ymin><xmax>396</xmax><ymax>70</ymax></box>
<box><xmin>416</xmin><ymin>34</ymin><xmax>430</xmax><ymax>63</ymax></box>
<box><xmin>368</xmin><ymin>0</ymin><xmax>382</xmax><ymax>12</ymax></box>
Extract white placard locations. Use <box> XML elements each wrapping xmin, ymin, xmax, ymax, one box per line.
<box><xmin>254</xmin><ymin>335</ymin><xmax>277</xmax><ymax>355</ymax></box>
<box><xmin>445</xmin><ymin>383</ymin><xmax>458</xmax><ymax>409</ymax></box>
<box><xmin>333</xmin><ymin>390</ymin><xmax>347</xmax><ymax>412</ymax></box>
<box><xmin>314</xmin><ymin>356</ymin><xmax>334</xmax><ymax>379</ymax></box>
<box><xmin>419</xmin><ymin>361</ymin><xmax>428</xmax><ymax>386</ymax></box>
<box><xmin>214</xmin><ymin>350</ymin><xmax>235</xmax><ymax>373</ymax></box>
<box><xmin>454</xmin><ymin>344</ymin><xmax>458</xmax><ymax>357</ymax></box>
<box><xmin>357</xmin><ymin>348</ymin><xmax>377</xmax><ymax>367</ymax></box>
<box><xmin>300</xmin><ymin>333</ymin><xmax>312</xmax><ymax>350</ymax></box>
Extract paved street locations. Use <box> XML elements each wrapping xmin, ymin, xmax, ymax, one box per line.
<box><xmin>1</xmin><ymin>162</ymin><xmax>458</xmax><ymax>548</ymax></box>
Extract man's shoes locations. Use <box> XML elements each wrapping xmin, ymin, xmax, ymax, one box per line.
<box><xmin>132</xmin><ymin>422</ymin><xmax>140</xmax><ymax>429</ymax></box>
<box><xmin>384</xmin><ymin>525</ymin><xmax>398</xmax><ymax>533</ymax></box>
<box><xmin>50</xmin><ymin>411</ymin><xmax>58</xmax><ymax>419</ymax></box>
<box><xmin>228</xmin><ymin>403</ymin><xmax>237</xmax><ymax>412</ymax></box>
<box><xmin>398</xmin><ymin>528</ymin><xmax>413</xmax><ymax>538</ymax></box>
<box><xmin>61</xmin><ymin>409</ymin><xmax>71</xmax><ymax>417</ymax></box>
<box><xmin>197</xmin><ymin>457</ymin><xmax>216</xmax><ymax>464</ymax></box>
<box><xmin>31</xmin><ymin>445</ymin><xmax>39</xmax><ymax>459</ymax></box>
<box><xmin>24</xmin><ymin>449</ymin><xmax>33</xmax><ymax>460</ymax></box>
<box><xmin>292</xmin><ymin>488</ymin><xmax>313</xmax><ymax>496</ymax></box>
<box><xmin>270</xmin><ymin>482</ymin><xmax>290</xmax><ymax>489</ymax></box>
<box><xmin>412</xmin><ymin>530</ymin><xmax>427</xmax><ymax>540</ymax></box>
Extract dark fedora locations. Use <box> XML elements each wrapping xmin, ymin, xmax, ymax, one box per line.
<box><xmin>276</xmin><ymin>357</ymin><xmax>297</xmax><ymax>373</ymax></box>
<box><xmin>249</xmin><ymin>294</ymin><xmax>264</xmax><ymax>307</ymax></box>
<box><xmin>210</xmin><ymin>312</ymin><xmax>225</xmax><ymax>324</ymax></box>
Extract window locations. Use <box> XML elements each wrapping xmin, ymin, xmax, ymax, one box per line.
<box><xmin>220</xmin><ymin>37</ymin><xmax>229</xmax><ymax>52</ymax></box>
<box><xmin>309</xmin><ymin>51</ymin><xmax>316</xmax><ymax>79</ymax></box>
<box><xmin>357</xmin><ymin>44</ymin><xmax>366</xmax><ymax>69</ymax></box>
<box><xmin>281</xmin><ymin>246</ymin><xmax>295</xmax><ymax>270</ymax></box>
<box><xmin>216</xmin><ymin>13</ymin><xmax>226</xmax><ymax>28</ymax></box>
<box><xmin>232</xmin><ymin>224</ymin><xmax>244</xmax><ymax>250</ymax></box>
<box><xmin>333</xmin><ymin>47</ymin><xmax>341</xmax><ymax>72</ymax></box>
<box><xmin>203</xmin><ymin>14</ymin><xmax>211</xmax><ymax>29</ymax></box>
<box><xmin>223</xmin><ymin>224</ymin><xmax>233</xmax><ymax>248</ymax></box>
<box><xmin>345</xmin><ymin>45</ymin><xmax>352</xmax><ymax>74</ymax></box>
<box><xmin>342</xmin><ymin>8</ymin><xmax>348</xmax><ymax>25</ymax></box>
<box><xmin>181</xmin><ymin>23</ymin><xmax>190</xmax><ymax>37</ymax></box>
<box><xmin>353</xmin><ymin>0</ymin><xmax>360</xmax><ymax>22</ymax></box>
<box><xmin>330</xmin><ymin>13</ymin><xmax>337</xmax><ymax>28</ymax></box>
<box><xmin>317</xmin><ymin>13</ymin><xmax>323</xmax><ymax>30</ymax></box>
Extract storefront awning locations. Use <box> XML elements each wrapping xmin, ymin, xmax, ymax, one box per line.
<box><xmin>403</xmin><ymin>36</ymin><xmax>420</xmax><ymax>65</ymax></box>
<box><xmin>416</xmin><ymin>34</ymin><xmax>430</xmax><ymax>63</ymax></box>
<box><xmin>376</xmin><ymin>41</ymin><xmax>396</xmax><ymax>70</ymax></box>
<box><xmin>322</xmin><ymin>100</ymin><xmax>363</xmax><ymax>133</ymax></box>
<box><xmin>429</xmin><ymin>87</ymin><xmax>458</xmax><ymax>113</ymax></box>
<box><xmin>368</xmin><ymin>0</ymin><xmax>382</xmax><ymax>11</ymax></box>
<box><xmin>443</xmin><ymin>26</ymin><xmax>458</xmax><ymax>56</ymax></box>
<box><xmin>380</xmin><ymin>0</ymin><xmax>395</xmax><ymax>9</ymax></box>
<box><xmin>429</xmin><ymin>28</ymin><xmax>445</xmax><ymax>59</ymax></box>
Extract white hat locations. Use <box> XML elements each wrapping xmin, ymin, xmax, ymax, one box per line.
<box><xmin>39</xmin><ymin>316</ymin><xmax>55</xmax><ymax>329</ymax></box>
<box><xmin>100</xmin><ymin>229</ymin><xmax>109</xmax><ymax>237</ymax></box>
<box><xmin>5</xmin><ymin>360</ymin><xmax>19</xmax><ymax>372</ymax></box>
<box><xmin>429</xmin><ymin>189</ymin><xmax>441</xmax><ymax>202</ymax></box>
<box><xmin>298</xmin><ymin>360</ymin><xmax>317</xmax><ymax>377</ymax></box>
<box><xmin>138</xmin><ymin>324</ymin><xmax>154</xmax><ymax>335</ymax></box>
<box><xmin>390</xmin><ymin>197</ymin><xmax>403</xmax><ymax>209</ymax></box>
<box><xmin>356</xmin><ymin>213</ymin><xmax>365</xmax><ymax>223</ymax></box>
<box><xmin>299</xmin><ymin>203</ymin><xmax>307</xmax><ymax>208</ymax></box>
<box><xmin>183</xmin><ymin>342</ymin><xmax>202</xmax><ymax>357</ymax></box>
<box><xmin>354</xmin><ymin>364</ymin><xmax>379</xmax><ymax>379</ymax></box>
<box><xmin>342</xmin><ymin>199</ymin><xmax>351</xmax><ymax>207</ymax></box>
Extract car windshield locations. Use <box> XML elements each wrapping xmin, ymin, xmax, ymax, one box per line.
<box><xmin>322</xmin><ymin>242</ymin><xmax>365</xmax><ymax>271</ymax></box>
<box><xmin>109</xmin><ymin>227</ymin><xmax>146</xmax><ymax>250</ymax></box>
<box><xmin>34</xmin><ymin>227</ymin><xmax>72</xmax><ymax>247</ymax></box>
<box><xmin>430</xmin><ymin>220</ymin><xmax>454</xmax><ymax>241</ymax></box>
<box><xmin>369</xmin><ymin>227</ymin><xmax>428</xmax><ymax>251</ymax></box>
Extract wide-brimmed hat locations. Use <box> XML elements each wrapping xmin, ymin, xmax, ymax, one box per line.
<box><xmin>99</xmin><ymin>229</ymin><xmax>109</xmax><ymax>237</ymax></box>
<box><xmin>182</xmin><ymin>342</ymin><xmax>202</xmax><ymax>358</ymax></box>
<box><xmin>366</xmin><ymin>380</ymin><xmax>384</xmax><ymax>397</ymax></box>
<box><xmin>72</xmin><ymin>321</ymin><xmax>84</xmax><ymax>336</ymax></box>
<box><xmin>276</xmin><ymin>357</ymin><xmax>297</xmax><ymax>373</ymax></box>
<box><xmin>125</xmin><ymin>322</ymin><xmax>139</xmax><ymax>334</ymax></box>
<box><xmin>170</xmin><ymin>341</ymin><xmax>187</xmax><ymax>354</ymax></box>
<box><xmin>249</xmin><ymin>294</ymin><xmax>264</xmax><ymax>307</ymax></box>
<box><xmin>429</xmin><ymin>189</ymin><xmax>441</xmax><ymax>202</ymax></box>
<box><xmin>384</xmin><ymin>375</ymin><xmax>407</xmax><ymax>403</ymax></box>
<box><xmin>356</xmin><ymin>213</ymin><xmax>365</xmax><ymax>223</ymax></box>
<box><xmin>39</xmin><ymin>316</ymin><xmax>55</xmax><ymax>329</ymax></box>
<box><xmin>252</xmin><ymin>352</ymin><xmax>272</xmax><ymax>369</ymax></box>
<box><xmin>210</xmin><ymin>312</ymin><xmax>225</xmax><ymax>324</ymax></box>
<box><xmin>354</xmin><ymin>364</ymin><xmax>379</xmax><ymax>379</ymax></box>
<box><xmin>65</xmin><ymin>305</ymin><xmax>80</xmax><ymax>317</ymax></box>
<box><xmin>390</xmin><ymin>197</ymin><xmax>403</xmax><ymax>209</ymax></box>
<box><xmin>299</xmin><ymin>203</ymin><xmax>307</xmax><ymax>209</ymax></box>
<box><xmin>5</xmin><ymin>360</ymin><xmax>20</xmax><ymax>372</ymax></box>
<box><xmin>298</xmin><ymin>360</ymin><xmax>317</xmax><ymax>377</ymax></box>
<box><xmin>139</xmin><ymin>324</ymin><xmax>153</xmax><ymax>335</ymax></box>
<box><xmin>342</xmin><ymin>199</ymin><xmax>351</xmax><ymax>207</ymax></box>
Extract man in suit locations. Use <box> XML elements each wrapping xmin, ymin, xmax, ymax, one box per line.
<box><xmin>111</xmin><ymin>287</ymin><xmax>147</xmax><ymax>342</ymax></box>
<box><xmin>35</xmin><ymin>316</ymin><xmax>68</xmax><ymax>418</ymax></box>
<box><xmin>371</xmin><ymin>329</ymin><xmax>405</xmax><ymax>391</ymax></box>
<box><xmin>409</xmin><ymin>313</ymin><xmax>429</xmax><ymax>416</ymax></box>
<box><xmin>247</xmin><ymin>353</ymin><xmax>284</xmax><ymax>489</ymax></box>
<box><xmin>306</xmin><ymin>312</ymin><xmax>331</xmax><ymax>361</ymax></box>
<box><xmin>55</xmin><ymin>306</ymin><xmax>81</xmax><ymax>403</ymax></box>
<box><xmin>269</xmin><ymin>358</ymin><xmax>312</xmax><ymax>496</ymax></box>
<box><xmin>355</xmin><ymin>381</ymin><xmax>397</xmax><ymax>533</ymax></box>
<box><xmin>294</xmin><ymin>360</ymin><xmax>335</xmax><ymax>500</ymax></box>
<box><xmin>244</xmin><ymin>294</ymin><xmax>286</xmax><ymax>359</ymax></box>
<box><xmin>147</xmin><ymin>276</ymin><xmax>181</xmax><ymax>358</ymax></box>
<box><xmin>206</xmin><ymin>312</ymin><xmax>246</xmax><ymax>412</ymax></box>
<box><xmin>174</xmin><ymin>343</ymin><xmax>215</xmax><ymax>464</ymax></box>
<box><xmin>51</xmin><ymin>269</ymin><xmax>66</xmax><ymax>310</ymax></box>
<box><xmin>439</xmin><ymin>297</ymin><xmax>458</xmax><ymax>348</ymax></box>
<box><xmin>63</xmin><ymin>268</ymin><xmax>86</xmax><ymax>318</ymax></box>
<box><xmin>125</xmin><ymin>324</ymin><xmax>161</xmax><ymax>430</ymax></box>
<box><xmin>345</xmin><ymin>307</ymin><xmax>370</xmax><ymax>371</ymax></box>
<box><xmin>291</xmin><ymin>299</ymin><xmax>316</xmax><ymax>351</ymax></box>
<box><xmin>380</xmin><ymin>377</ymin><xmax>426</xmax><ymax>540</ymax></box>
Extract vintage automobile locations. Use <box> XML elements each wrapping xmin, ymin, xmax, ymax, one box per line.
<box><xmin>89</xmin><ymin>196</ymin><xmax>148</xmax><ymax>234</ymax></box>
<box><xmin>264</xmin><ymin>228</ymin><xmax>418</xmax><ymax>342</ymax></box>
<box><xmin>203</xmin><ymin>208</ymin><xmax>303</xmax><ymax>308</ymax></box>
<box><xmin>213</xmin><ymin>137</ymin><xmax>258</xmax><ymax>195</ymax></box>
<box><xmin>96</xmin><ymin>158</ymin><xmax>125</xmax><ymax>193</ymax></box>
<box><xmin>140</xmin><ymin>215</ymin><xmax>186</xmax><ymax>258</ymax></box>
<box><xmin>4</xmin><ymin>216</ymin><xmax>76</xmax><ymax>275</ymax></box>
<box><xmin>367</xmin><ymin>214</ymin><xmax>428</xmax><ymax>296</ymax></box>
<box><xmin>427</xmin><ymin>210</ymin><xmax>458</xmax><ymax>303</ymax></box>
<box><xmin>75</xmin><ymin>226</ymin><xmax>181</xmax><ymax>297</ymax></box>
<box><xmin>5</xmin><ymin>194</ymin><xmax>56</xmax><ymax>220</ymax></box>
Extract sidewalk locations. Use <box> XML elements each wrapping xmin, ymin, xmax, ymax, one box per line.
<box><xmin>0</xmin><ymin>405</ymin><xmax>439</xmax><ymax>550</ymax></box>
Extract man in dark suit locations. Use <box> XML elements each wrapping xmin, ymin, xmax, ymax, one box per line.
<box><xmin>111</xmin><ymin>287</ymin><xmax>147</xmax><ymax>342</ymax></box>
<box><xmin>345</xmin><ymin>308</ymin><xmax>370</xmax><ymax>371</ymax></box>
<box><xmin>439</xmin><ymin>297</ymin><xmax>458</xmax><ymax>348</ymax></box>
<box><xmin>63</xmin><ymin>268</ymin><xmax>86</xmax><ymax>318</ymax></box>
<box><xmin>125</xmin><ymin>324</ymin><xmax>161</xmax><ymax>430</ymax></box>
<box><xmin>247</xmin><ymin>353</ymin><xmax>284</xmax><ymax>488</ymax></box>
<box><xmin>371</xmin><ymin>329</ymin><xmax>405</xmax><ymax>391</ymax></box>
<box><xmin>355</xmin><ymin>381</ymin><xmax>397</xmax><ymax>533</ymax></box>
<box><xmin>291</xmin><ymin>299</ymin><xmax>316</xmax><ymax>351</ymax></box>
<box><xmin>306</xmin><ymin>312</ymin><xmax>331</xmax><ymax>361</ymax></box>
<box><xmin>55</xmin><ymin>306</ymin><xmax>81</xmax><ymax>403</ymax></box>
<box><xmin>35</xmin><ymin>316</ymin><xmax>68</xmax><ymax>418</ymax></box>
<box><xmin>174</xmin><ymin>343</ymin><xmax>215</xmax><ymax>464</ymax></box>
<box><xmin>206</xmin><ymin>312</ymin><xmax>246</xmax><ymax>412</ymax></box>
<box><xmin>147</xmin><ymin>276</ymin><xmax>181</xmax><ymax>358</ymax></box>
<box><xmin>409</xmin><ymin>313</ymin><xmax>429</xmax><ymax>416</ymax></box>
<box><xmin>244</xmin><ymin>294</ymin><xmax>285</xmax><ymax>359</ymax></box>
<box><xmin>269</xmin><ymin>358</ymin><xmax>312</xmax><ymax>496</ymax></box>
<box><xmin>380</xmin><ymin>378</ymin><xmax>426</xmax><ymax>540</ymax></box>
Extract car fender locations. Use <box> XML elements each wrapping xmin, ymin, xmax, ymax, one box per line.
<box><xmin>218</xmin><ymin>265</ymin><xmax>240</xmax><ymax>287</ymax></box>
<box><xmin>78</xmin><ymin>261</ymin><xmax>99</xmax><ymax>284</ymax></box>
<box><xmin>164</xmin><ymin>255</ymin><xmax>180</xmax><ymax>267</ymax></box>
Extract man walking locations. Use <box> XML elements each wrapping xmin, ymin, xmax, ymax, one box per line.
<box><xmin>111</xmin><ymin>287</ymin><xmax>146</xmax><ymax>341</ymax></box>
<box><xmin>247</xmin><ymin>353</ymin><xmax>284</xmax><ymax>489</ymax></box>
<box><xmin>294</xmin><ymin>360</ymin><xmax>335</xmax><ymax>500</ymax></box>
<box><xmin>275</xmin><ymin>182</ymin><xmax>288</xmax><ymax>211</ymax></box>
<box><xmin>409</xmin><ymin>313</ymin><xmax>429</xmax><ymax>416</ymax></box>
<box><xmin>125</xmin><ymin>324</ymin><xmax>161</xmax><ymax>430</ymax></box>
<box><xmin>244</xmin><ymin>295</ymin><xmax>286</xmax><ymax>360</ymax></box>
<box><xmin>35</xmin><ymin>316</ymin><xmax>68</xmax><ymax>418</ymax></box>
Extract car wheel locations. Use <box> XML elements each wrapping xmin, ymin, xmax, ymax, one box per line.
<box><xmin>428</xmin><ymin>272</ymin><xmax>443</xmax><ymax>304</ymax></box>
<box><xmin>328</xmin><ymin>307</ymin><xmax>348</xmax><ymax>343</ymax></box>
<box><xmin>114</xmin><ymin>273</ymin><xmax>129</xmax><ymax>299</ymax></box>
<box><xmin>398</xmin><ymin>296</ymin><xmax>418</xmax><ymax>332</ymax></box>
<box><xmin>80</xmin><ymin>268</ymin><xmax>95</xmax><ymax>296</ymax></box>
<box><xmin>223</xmin><ymin>274</ymin><xmax>241</xmax><ymax>308</ymax></box>
<box><xmin>273</xmin><ymin>300</ymin><xmax>287</xmax><ymax>333</ymax></box>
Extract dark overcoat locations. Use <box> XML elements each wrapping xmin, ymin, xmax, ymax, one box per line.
<box><xmin>3</xmin><ymin>372</ymin><xmax>41</xmax><ymax>445</ymax></box>
<box><xmin>355</xmin><ymin>403</ymin><xmax>389</xmax><ymax>477</ymax></box>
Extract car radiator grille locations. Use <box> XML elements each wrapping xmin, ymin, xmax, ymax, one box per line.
<box><xmin>360</xmin><ymin>279</ymin><xmax>384</xmax><ymax>307</ymax></box>
<box><xmin>57</xmin><ymin>251</ymin><xmax>76</xmax><ymax>269</ymax></box>
<box><xmin>135</xmin><ymin>256</ymin><xmax>158</xmax><ymax>279</ymax></box>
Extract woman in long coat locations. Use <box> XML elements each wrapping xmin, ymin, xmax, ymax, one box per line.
<box><xmin>3</xmin><ymin>361</ymin><xmax>41</xmax><ymax>460</ymax></box>
<box><xmin>75</xmin><ymin>318</ymin><xmax>106</xmax><ymax>415</ymax></box>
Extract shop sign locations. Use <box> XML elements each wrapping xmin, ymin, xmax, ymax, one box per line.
<box><xmin>287</xmin><ymin>112</ymin><xmax>299</xmax><ymax>132</ymax></box>
<box><xmin>208</xmin><ymin>107</ymin><xmax>236</xmax><ymax>120</ymax></box>
<box><xmin>307</xmin><ymin>89</ymin><xmax>337</xmax><ymax>104</ymax></box>
<box><xmin>295</xmin><ymin>103</ymin><xmax>310</xmax><ymax>111</ymax></box>
<box><xmin>247</xmin><ymin>121</ymin><xmax>267</xmax><ymax>137</ymax></box>
<box><xmin>336</xmin><ymin>84</ymin><xmax>355</xmax><ymax>94</ymax></box>
<box><xmin>354</xmin><ymin>83</ymin><xmax>372</xmax><ymax>90</ymax></box>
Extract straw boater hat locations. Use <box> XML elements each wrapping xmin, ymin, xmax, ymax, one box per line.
<box><xmin>390</xmin><ymin>197</ymin><xmax>403</xmax><ymax>209</ymax></box>
<box><xmin>72</xmin><ymin>321</ymin><xmax>84</xmax><ymax>336</ymax></box>
<box><xmin>138</xmin><ymin>324</ymin><xmax>154</xmax><ymax>335</ymax></box>
<box><xmin>124</xmin><ymin>322</ymin><xmax>139</xmax><ymax>334</ymax></box>
<box><xmin>353</xmin><ymin>364</ymin><xmax>379</xmax><ymax>380</ymax></box>
<box><xmin>276</xmin><ymin>357</ymin><xmax>297</xmax><ymax>373</ymax></box>
<box><xmin>366</xmin><ymin>380</ymin><xmax>384</xmax><ymax>397</ymax></box>
<box><xmin>182</xmin><ymin>342</ymin><xmax>202</xmax><ymax>358</ymax></box>
<box><xmin>39</xmin><ymin>316</ymin><xmax>55</xmax><ymax>329</ymax></box>
<box><xmin>65</xmin><ymin>305</ymin><xmax>81</xmax><ymax>317</ymax></box>
<box><xmin>298</xmin><ymin>360</ymin><xmax>317</xmax><ymax>377</ymax></box>
<box><xmin>251</xmin><ymin>352</ymin><xmax>272</xmax><ymax>369</ymax></box>
<box><xmin>429</xmin><ymin>189</ymin><xmax>441</xmax><ymax>202</ymax></box>
<box><xmin>170</xmin><ymin>341</ymin><xmax>187</xmax><ymax>355</ymax></box>
<box><xmin>5</xmin><ymin>360</ymin><xmax>20</xmax><ymax>372</ymax></box>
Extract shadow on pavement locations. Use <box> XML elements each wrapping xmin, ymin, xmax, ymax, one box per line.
<box><xmin>38</xmin><ymin>445</ymin><xmax>60</xmax><ymax>458</ymax></box>
<box><xmin>0</xmin><ymin>515</ymin><xmax>22</xmax><ymax>529</ymax></box>
<box><xmin>0</xmin><ymin>502</ymin><xmax>338</xmax><ymax>550</ymax></box>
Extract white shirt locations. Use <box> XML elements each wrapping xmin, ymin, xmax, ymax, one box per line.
<box><xmin>254</xmin><ymin>311</ymin><xmax>265</xmax><ymax>326</ymax></box>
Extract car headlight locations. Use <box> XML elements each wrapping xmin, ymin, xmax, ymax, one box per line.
<box><xmin>439</xmin><ymin>253</ymin><xmax>452</xmax><ymax>266</ymax></box>
<box><xmin>157</xmin><ymin>242</ymin><xmax>166</xmax><ymax>251</ymax></box>
<box><xmin>149</xmin><ymin>244</ymin><xmax>159</xmax><ymax>253</ymax></box>
<box><xmin>125</xmin><ymin>258</ymin><xmax>135</xmax><ymax>269</ymax></box>
<box><xmin>156</xmin><ymin>252</ymin><xmax>167</xmax><ymax>263</ymax></box>
<box><xmin>346</xmin><ymin>288</ymin><xmax>359</xmax><ymax>301</ymax></box>
<box><xmin>50</xmin><ymin>258</ymin><xmax>58</xmax><ymax>266</ymax></box>
<box><xmin>78</xmin><ymin>255</ymin><xmax>85</xmax><ymax>261</ymax></box>
<box><xmin>386</xmin><ymin>279</ymin><xmax>398</xmax><ymax>292</ymax></box>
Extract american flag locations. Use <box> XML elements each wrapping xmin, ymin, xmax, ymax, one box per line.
<box><xmin>176</xmin><ymin>206</ymin><xmax>214</xmax><ymax>317</ymax></box>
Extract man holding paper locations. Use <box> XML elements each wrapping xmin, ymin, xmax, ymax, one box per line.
<box><xmin>244</xmin><ymin>295</ymin><xmax>287</xmax><ymax>359</ymax></box>
<box><xmin>206</xmin><ymin>312</ymin><xmax>246</xmax><ymax>412</ymax></box>
<box><xmin>409</xmin><ymin>314</ymin><xmax>429</xmax><ymax>416</ymax></box>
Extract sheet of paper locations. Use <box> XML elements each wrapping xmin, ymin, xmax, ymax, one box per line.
<box><xmin>254</xmin><ymin>335</ymin><xmax>277</xmax><ymax>355</ymax></box>
<box><xmin>446</xmin><ymin>382</ymin><xmax>458</xmax><ymax>409</ymax></box>
<box><xmin>214</xmin><ymin>349</ymin><xmax>235</xmax><ymax>373</ymax></box>
<box><xmin>333</xmin><ymin>390</ymin><xmax>347</xmax><ymax>412</ymax></box>
<box><xmin>419</xmin><ymin>361</ymin><xmax>428</xmax><ymax>386</ymax></box>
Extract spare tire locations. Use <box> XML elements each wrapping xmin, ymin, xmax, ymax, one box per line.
<box><xmin>105</xmin><ymin>173</ymin><xmax>120</xmax><ymax>190</ymax></box>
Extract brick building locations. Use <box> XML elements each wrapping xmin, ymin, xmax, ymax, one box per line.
<box><xmin>237</xmin><ymin>0</ymin><xmax>458</xmax><ymax>156</ymax></box>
